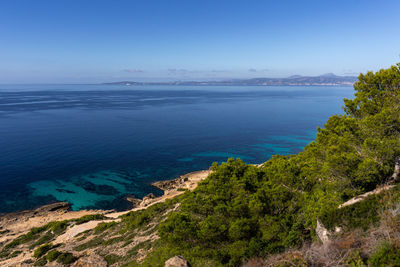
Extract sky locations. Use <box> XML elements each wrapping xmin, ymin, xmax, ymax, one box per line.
<box><xmin>0</xmin><ymin>0</ymin><xmax>399</xmax><ymax>83</ymax></box>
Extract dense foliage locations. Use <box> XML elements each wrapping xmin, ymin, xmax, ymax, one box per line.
<box><xmin>140</xmin><ymin>64</ymin><xmax>400</xmax><ymax>266</ymax></box>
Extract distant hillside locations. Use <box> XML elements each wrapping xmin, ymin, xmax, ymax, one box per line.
<box><xmin>103</xmin><ymin>73</ymin><xmax>357</xmax><ymax>86</ymax></box>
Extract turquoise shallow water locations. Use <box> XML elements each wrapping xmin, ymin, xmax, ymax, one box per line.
<box><xmin>0</xmin><ymin>85</ymin><xmax>354</xmax><ymax>213</ymax></box>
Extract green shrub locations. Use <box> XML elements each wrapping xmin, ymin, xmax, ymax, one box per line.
<box><xmin>56</xmin><ymin>252</ymin><xmax>77</xmax><ymax>264</ymax></box>
<box><xmin>345</xmin><ymin>250</ymin><xmax>366</xmax><ymax>266</ymax></box>
<box><xmin>47</xmin><ymin>221</ymin><xmax>68</xmax><ymax>235</ymax></box>
<box><xmin>74</xmin><ymin>237</ymin><xmax>104</xmax><ymax>251</ymax></box>
<box><xmin>105</xmin><ymin>254</ymin><xmax>119</xmax><ymax>265</ymax></box>
<box><xmin>9</xmin><ymin>250</ymin><xmax>22</xmax><ymax>258</ymax></box>
<box><xmin>320</xmin><ymin>194</ymin><xmax>381</xmax><ymax>230</ymax></box>
<box><xmin>3</xmin><ymin>220</ymin><xmax>68</xmax><ymax>252</ymax></box>
<box><xmin>34</xmin><ymin>257</ymin><xmax>47</xmax><ymax>266</ymax></box>
<box><xmin>3</xmin><ymin>226</ymin><xmax>47</xmax><ymax>250</ymax></box>
<box><xmin>120</xmin><ymin>200</ymin><xmax>176</xmax><ymax>233</ymax></box>
<box><xmin>94</xmin><ymin>221</ymin><xmax>117</xmax><ymax>234</ymax></box>
<box><xmin>74</xmin><ymin>214</ymin><xmax>106</xmax><ymax>224</ymax></box>
<box><xmin>46</xmin><ymin>249</ymin><xmax>62</xmax><ymax>262</ymax></box>
<box><xmin>29</xmin><ymin>231</ymin><xmax>55</xmax><ymax>249</ymax></box>
<box><xmin>368</xmin><ymin>242</ymin><xmax>400</xmax><ymax>266</ymax></box>
<box><xmin>0</xmin><ymin>250</ymin><xmax>11</xmax><ymax>259</ymax></box>
<box><xmin>33</xmin><ymin>243</ymin><xmax>53</xmax><ymax>258</ymax></box>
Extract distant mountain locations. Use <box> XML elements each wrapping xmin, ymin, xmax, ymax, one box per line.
<box><xmin>103</xmin><ymin>74</ymin><xmax>358</xmax><ymax>86</ymax></box>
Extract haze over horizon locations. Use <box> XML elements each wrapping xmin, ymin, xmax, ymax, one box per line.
<box><xmin>0</xmin><ymin>0</ymin><xmax>399</xmax><ymax>83</ymax></box>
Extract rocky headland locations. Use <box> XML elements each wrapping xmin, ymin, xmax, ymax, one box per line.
<box><xmin>0</xmin><ymin>169</ymin><xmax>211</xmax><ymax>266</ymax></box>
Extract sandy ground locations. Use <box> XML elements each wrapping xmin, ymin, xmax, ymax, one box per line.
<box><xmin>0</xmin><ymin>205</ymin><xmax>107</xmax><ymax>244</ymax></box>
<box><xmin>54</xmin><ymin>219</ymin><xmax>118</xmax><ymax>244</ymax></box>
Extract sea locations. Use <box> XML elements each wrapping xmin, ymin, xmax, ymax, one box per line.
<box><xmin>0</xmin><ymin>84</ymin><xmax>354</xmax><ymax>213</ymax></box>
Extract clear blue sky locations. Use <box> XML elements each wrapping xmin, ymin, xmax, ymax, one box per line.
<box><xmin>0</xmin><ymin>0</ymin><xmax>399</xmax><ymax>83</ymax></box>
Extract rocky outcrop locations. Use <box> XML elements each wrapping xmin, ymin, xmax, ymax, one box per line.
<box><xmin>165</xmin><ymin>255</ymin><xmax>190</xmax><ymax>267</ymax></box>
<box><xmin>390</xmin><ymin>157</ymin><xmax>400</xmax><ymax>181</ymax></box>
<box><xmin>140</xmin><ymin>193</ymin><xmax>157</xmax><ymax>207</ymax></box>
<box><xmin>152</xmin><ymin>178</ymin><xmax>186</xmax><ymax>191</ymax></box>
<box><xmin>126</xmin><ymin>195</ymin><xmax>142</xmax><ymax>208</ymax></box>
<box><xmin>0</xmin><ymin>202</ymin><xmax>70</xmax><ymax>220</ymax></box>
<box><xmin>143</xmin><ymin>193</ymin><xmax>156</xmax><ymax>199</ymax></box>
<box><xmin>316</xmin><ymin>220</ymin><xmax>330</xmax><ymax>244</ymax></box>
<box><xmin>71</xmin><ymin>253</ymin><xmax>108</xmax><ymax>267</ymax></box>
<box><xmin>152</xmin><ymin>170</ymin><xmax>211</xmax><ymax>192</ymax></box>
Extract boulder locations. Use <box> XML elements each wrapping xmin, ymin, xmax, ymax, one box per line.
<box><xmin>143</xmin><ymin>193</ymin><xmax>156</xmax><ymax>199</ymax></box>
<box><xmin>152</xmin><ymin>179</ymin><xmax>181</xmax><ymax>191</ymax></box>
<box><xmin>316</xmin><ymin>220</ymin><xmax>330</xmax><ymax>244</ymax></box>
<box><xmin>126</xmin><ymin>195</ymin><xmax>142</xmax><ymax>208</ymax></box>
<box><xmin>165</xmin><ymin>255</ymin><xmax>190</xmax><ymax>267</ymax></box>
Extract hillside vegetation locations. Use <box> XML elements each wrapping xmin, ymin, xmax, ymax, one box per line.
<box><xmin>1</xmin><ymin>63</ymin><xmax>400</xmax><ymax>267</ymax></box>
<box><xmin>142</xmin><ymin>63</ymin><xmax>400</xmax><ymax>266</ymax></box>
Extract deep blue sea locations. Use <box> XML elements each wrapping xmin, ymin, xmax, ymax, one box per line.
<box><xmin>0</xmin><ymin>84</ymin><xmax>354</xmax><ymax>213</ymax></box>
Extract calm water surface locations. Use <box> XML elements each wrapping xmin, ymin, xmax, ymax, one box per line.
<box><xmin>0</xmin><ymin>84</ymin><xmax>354</xmax><ymax>213</ymax></box>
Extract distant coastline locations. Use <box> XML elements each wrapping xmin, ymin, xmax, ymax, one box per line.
<box><xmin>103</xmin><ymin>73</ymin><xmax>357</xmax><ymax>87</ymax></box>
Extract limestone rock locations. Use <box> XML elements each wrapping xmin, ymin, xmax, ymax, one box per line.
<box><xmin>126</xmin><ymin>195</ymin><xmax>142</xmax><ymax>207</ymax></box>
<box><xmin>46</xmin><ymin>261</ymin><xmax>65</xmax><ymax>267</ymax></box>
<box><xmin>143</xmin><ymin>193</ymin><xmax>156</xmax><ymax>199</ymax></box>
<box><xmin>316</xmin><ymin>220</ymin><xmax>330</xmax><ymax>244</ymax></box>
<box><xmin>35</xmin><ymin>202</ymin><xmax>70</xmax><ymax>213</ymax></box>
<box><xmin>165</xmin><ymin>255</ymin><xmax>190</xmax><ymax>267</ymax></box>
<box><xmin>71</xmin><ymin>253</ymin><xmax>108</xmax><ymax>267</ymax></box>
<box><xmin>391</xmin><ymin>156</ymin><xmax>400</xmax><ymax>181</ymax></box>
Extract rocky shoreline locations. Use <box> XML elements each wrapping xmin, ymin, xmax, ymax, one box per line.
<box><xmin>116</xmin><ymin>169</ymin><xmax>212</xmax><ymax>212</ymax></box>
<box><xmin>0</xmin><ymin>169</ymin><xmax>212</xmax><ymax>257</ymax></box>
<box><xmin>105</xmin><ymin>169</ymin><xmax>211</xmax><ymax>218</ymax></box>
